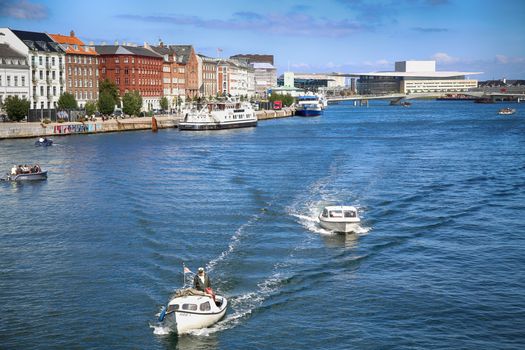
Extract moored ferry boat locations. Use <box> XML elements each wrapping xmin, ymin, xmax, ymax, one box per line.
<box><xmin>179</xmin><ymin>101</ymin><xmax>257</xmax><ymax>131</ymax></box>
<box><xmin>295</xmin><ymin>95</ymin><xmax>323</xmax><ymax>117</ymax></box>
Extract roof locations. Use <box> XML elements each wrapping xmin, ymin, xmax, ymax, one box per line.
<box><xmin>149</xmin><ymin>45</ymin><xmax>194</xmax><ymax>63</ymax></box>
<box><xmin>48</xmin><ymin>33</ymin><xmax>97</xmax><ymax>55</ymax></box>
<box><xmin>350</xmin><ymin>71</ymin><xmax>482</xmax><ymax>78</ymax></box>
<box><xmin>0</xmin><ymin>43</ymin><xmax>26</xmax><ymax>58</ymax></box>
<box><xmin>252</xmin><ymin>62</ymin><xmax>275</xmax><ymax>70</ymax></box>
<box><xmin>94</xmin><ymin>45</ymin><xmax>162</xmax><ymax>58</ymax></box>
<box><xmin>11</xmin><ymin>29</ymin><xmax>63</xmax><ymax>53</ymax></box>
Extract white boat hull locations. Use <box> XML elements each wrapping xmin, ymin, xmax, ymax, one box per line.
<box><xmin>161</xmin><ymin>294</ymin><xmax>228</xmax><ymax>334</ymax></box>
<box><xmin>319</xmin><ymin>219</ymin><xmax>360</xmax><ymax>233</ymax></box>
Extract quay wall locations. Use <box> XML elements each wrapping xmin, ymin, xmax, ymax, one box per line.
<box><xmin>0</xmin><ymin>108</ymin><xmax>295</xmax><ymax>139</ymax></box>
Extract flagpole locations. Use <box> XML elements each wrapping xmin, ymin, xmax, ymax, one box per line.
<box><xmin>183</xmin><ymin>263</ymin><xmax>185</xmax><ymax>287</ymax></box>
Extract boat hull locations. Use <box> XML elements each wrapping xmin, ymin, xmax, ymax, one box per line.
<box><xmin>295</xmin><ymin>109</ymin><xmax>323</xmax><ymax>117</ymax></box>
<box><xmin>7</xmin><ymin>171</ymin><xmax>48</xmax><ymax>181</ymax></box>
<box><xmin>178</xmin><ymin>120</ymin><xmax>257</xmax><ymax>131</ymax></box>
<box><xmin>319</xmin><ymin>218</ymin><xmax>360</xmax><ymax>233</ymax></box>
<box><xmin>163</xmin><ymin>296</ymin><xmax>228</xmax><ymax>334</ymax></box>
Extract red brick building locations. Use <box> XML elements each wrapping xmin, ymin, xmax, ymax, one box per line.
<box><xmin>150</xmin><ymin>44</ymin><xmax>199</xmax><ymax>101</ymax></box>
<box><xmin>49</xmin><ymin>31</ymin><xmax>99</xmax><ymax>108</ymax></box>
<box><xmin>95</xmin><ymin>44</ymin><xmax>163</xmax><ymax>110</ymax></box>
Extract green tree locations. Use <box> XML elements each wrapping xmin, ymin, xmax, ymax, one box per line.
<box><xmin>85</xmin><ymin>101</ymin><xmax>97</xmax><ymax>116</ymax></box>
<box><xmin>269</xmin><ymin>93</ymin><xmax>294</xmax><ymax>107</ymax></box>
<box><xmin>160</xmin><ymin>96</ymin><xmax>169</xmax><ymax>111</ymax></box>
<box><xmin>4</xmin><ymin>96</ymin><xmax>30</xmax><ymax>122</ymax></box>
<box><xmin>122</xmin><ymin>90</ymin><xmax>143</xmax><ymax>117</ymax></box>
<box><xmin>57</xmin><ymin>92</ymin><xmax>78</xmax><ymax>110</ymax></box>
<box><xmin>99</xmin><ymin>78</ymin><xmax>120</xmax><ymax>105</ymax></box>
<box><xmin>98</xmin><ymin>91</ymin><xmax>116</xmax><ymax>115</ymax></box>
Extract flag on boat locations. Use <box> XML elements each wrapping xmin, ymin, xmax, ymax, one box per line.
<box><xmin>183</xmin><ymin>266</ymin><xmax>192</xmax><ymax>274</ymax></box>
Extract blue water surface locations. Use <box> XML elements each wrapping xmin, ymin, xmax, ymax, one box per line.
<box><xmin>1</xmin><ymin>100</ymin><xmax>524</xmax><ymax>349</ymax></box>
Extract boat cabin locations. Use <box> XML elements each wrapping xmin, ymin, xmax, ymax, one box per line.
<box><xmin>321</xmin><ymin>207</ymin><xmax>358</xmax><ymax>219</ymax></box>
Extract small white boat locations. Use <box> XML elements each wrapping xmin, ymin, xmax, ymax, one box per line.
<box><xmin>3</xmin><ymin>165</ymin><xmax>47</xmax><ymax>181</ymax></box>
<box><xmin>158</xmin><ymin>288</ymin><xmax>228</xmax><ymax>334</ymax></box>
<box><xmin>179</xmin><ymin>101</ymin><xmax>257</xmax><ymax>130</ymax></box>
<box><xmin>498</xmin><ymin>108</ymin><xmax>516</xmax><ymax>115</ymax></box>
<box><xmin>319</xmin><ymin>206</ymin><xmax>360</xmax><ymax>233</ymax></box>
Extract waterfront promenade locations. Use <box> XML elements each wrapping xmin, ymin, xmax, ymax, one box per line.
<box><xmin>0</xmin><ymin>108</ymin><xmax>295</xmax><ymax>139</ymax></box>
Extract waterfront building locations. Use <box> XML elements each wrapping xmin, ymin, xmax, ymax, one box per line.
<box><xmin>352</xmin><ymin>60</ymin><xmax>481</xmax><ymax>94</ymax></box>
<box><xmin>217</xmin><ymin>59</ymin><xmax>255</xmax><ymax>98</ymax></box>
<box><xmin>150</xmin><ymin>44</ymin><xmax>199</xmax><ymax>104</ymax></box>
<box><xmin>197</xmin><ymin>55</ymin><xmax>218</xmax><ymax>99</ymax></box>
<box><xmin>277</xmin><ymin>72</ymin><xmax>346</xmax><ymax>92</ymax></box>
<box><xmin>9</xmin><ymin>29</ymin><xmax>65</xmax><ymax>119</ymax></box>
<box><xmin>48</xmin><ymin>31</ymin><xmax>98</xmax><ymax>108</ymax></box>
<box><xmin>252</xmin><ymin>62</ymin><xmax>277</xmax><ymax>98</ymax></box>
<box><xmin>95</xmin><ymin>44</ymin><xmax>163</xmax><ymax>111</ymax></box>
<box><xmin>230</xmin><ymin>54</ymin><xmax>274</xmax><ymax>65</ymax></box>
<box><xmin>0</xmin><ymin>34</ymin><xmax>30</xmax><ymax>107</ymax></box>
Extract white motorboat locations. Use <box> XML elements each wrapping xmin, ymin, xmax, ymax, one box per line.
<box><xmin>158</xmin><ymin>288</ymin><xmax>228</xmax><ymax>334</ymax></box>
<box><xmin>318</xmin><ymin>206</ymin><xmax>360</xmax><ymax>233</ymax></box>
<box><xmin>498</xmin><ymin>108</ymin><xmax>516</xmax><ymax>115</ymax></box>
<box><xmin>3</xmin><ymin>165</ymin><xmax>47</xmax><ymax>181</ymax></box>
<box><xmin>179</xmin><ymin>101</ymin><xmax>257</xmax><ymax>130</ymax></box>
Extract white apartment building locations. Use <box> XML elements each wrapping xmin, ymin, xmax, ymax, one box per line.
<box><xmin>252</xmin><ymin>62</ymin><xmax>277</xmax><ymax>97</ymax></box>
<box><xmin>0</xmin><ymin>33</ymin><xmax>31</xmax><ymax>108</ymax></box>
<box><xmin>10</xmin><ymin>29</ymin><xmax>66</xmax><ymax>116</ymax></box>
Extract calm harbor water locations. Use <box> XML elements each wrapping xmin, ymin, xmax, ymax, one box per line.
<box><xmin>1</xmin><ymin>100</ymin><xmax>524</xmax><ymax>349</ymax></box>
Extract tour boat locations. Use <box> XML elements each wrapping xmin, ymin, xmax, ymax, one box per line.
<box><xmin>35</xmin><ymin>137</ymin><xmax>53</xmax><ymax>146</ymax></box>
<box><xmin>498</xmin><ymin>108</ymin><xmax>516</xmax><ymax>115</ymax></box>
<box><xmin>318</xmin><ymin>206</ymin><xmax>360</xmax><ymax>233</ymax></box>
<box><xmin>295</xmin><ymin>95</ymin><xmax>323</xmax><ymax>117</ymax></box>
<box><xmin>158</xmin><ymin>288</ymin><xmax>228</xmax><ymax>334</ymax></box>
<box><xmin>4</xmin><ymin>165</ymin><xmax>47</xmax><ymax>181</ymax></box>
<box><xmin>178</xmin><ymin>101</ymin><xmax>257</xmax><ymax>130</ymax></box>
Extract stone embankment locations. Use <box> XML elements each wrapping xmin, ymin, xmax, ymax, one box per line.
<box><xmin>0</xmin><ymin>108</ymin><xmax>295</xmax><ymax>139</ymax></box>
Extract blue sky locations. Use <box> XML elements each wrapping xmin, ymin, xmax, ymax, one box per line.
<box><xmin>1</xmin><ymin>0</ymin><xmax>524</xmax><ymax>79</ymax></box>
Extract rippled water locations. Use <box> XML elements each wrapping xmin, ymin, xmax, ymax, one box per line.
<box><xmin>1</xmin><ymin>101</ymin><xmax>524</xmax><ymax>349</ymax></box>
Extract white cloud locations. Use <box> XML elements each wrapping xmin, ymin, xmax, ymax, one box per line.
<box><xmin>432</xmin><ymin>52</ymin><xmax>459</xmax><ymax>64</ymax></box>
<box><xmin>0</xmin><ymin>0</ymin><xmax>48</xmax><ymax>20</ymax></box>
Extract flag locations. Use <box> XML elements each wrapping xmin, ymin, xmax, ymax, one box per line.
<box><xmin>183</xmin><ymin>266</ymin><xmax>192</xmax><ymax>274</ymax></box>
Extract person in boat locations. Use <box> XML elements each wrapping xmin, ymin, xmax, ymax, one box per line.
<box><xmin>193</xmin><ymin>267</ymin><xmax>211</xmax><ymax>292</ymax></box>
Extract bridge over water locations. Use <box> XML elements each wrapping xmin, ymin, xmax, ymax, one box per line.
<box><xmin>327</xmin><ymin>91</ymin><xmax>525</xmax><ymax>105</ymax></box>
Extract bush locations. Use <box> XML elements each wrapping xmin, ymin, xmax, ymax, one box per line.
<box><xmin>4</xmin><ymin>96</ymin><xmax>30</xmax><ymax>122</ymax></box>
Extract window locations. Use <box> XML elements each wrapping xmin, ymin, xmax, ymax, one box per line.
<box><xmin>14</xmin><ymin>76</ymin><xmax>18</xmax><ymax>86</ymax></box>
<box><xmin>68</xmin><ymin>56</ymin><xmax>71</xmax><ymax>63</ymax></box>
<box><xmin>200</xmin><ymin>302</ymin><xmax>211</xmax><ymax>311</ymax></box>
<box><xmin>39</xmin><ymin>56</ymin><xmax>43</xmax><ymax>65</ymax></box>
<box><xmin>115</xmin><ymin>57</ymin><xmax>119</xmax><ymax>63</ymax></box>
<box><xmin>52</xmin><ymin>57</ymin><xmax>55</xmax><ymax>66</ymax></box>
<box><xmin>344</xmin><ymin>211</ymin><xmax>356</xmax><ymax>218</ymax></box>
<box><xmin>167</xmin><ymin>304</ymin><xmax>179</xmax><ymax>313</ymax></box>
<box><xmin>182</xmin><ymin>304</ymin><xmax>197</xmax><ymax>311</ymax></box>
<box><xmin>124</xmin><ymin>57</ymin><xmax>128</xmax><ymax>63</ymax></box>
<box><xmin>6</xmin><ymin>76</ymin><xmax>10</xmax><ymax>86</ymax></box>
<box><xmin>53</xmin><ymin>86</ymin><xmax>56</xmax><ymax>96</ymax></box>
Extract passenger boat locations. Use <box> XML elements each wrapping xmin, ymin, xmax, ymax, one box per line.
<box><xmin>35</xmin><ymin>137</ymin><xmax>53</xmax><ymax>146</ymax></box>
<box><xmin>295</xmin><ymin>95</ymin><xmax>323</xmax><ymax>117</ymax></box>
<box><xmin>318</xmin><ymin>206</ymin><xmax>360</xmax><ymax>233</ymax></box>
<box><xmin>4</xmin><ymin>165</ymin><xmax>47</xmax><ymax>181</ymax></box>
<box><xmin>178</xmin><ymin>101</ymin><xmax>257</xmax><ymax>131</ymax></box>
<box><xmin>158</xmin><ymin>288</ymin><xmax>228</xmax><ymax>334</ymax></box>
<box><xmin>498</xmin><ymin>108</ymin><xmax>516</xmax><ymax>115</ymax></box>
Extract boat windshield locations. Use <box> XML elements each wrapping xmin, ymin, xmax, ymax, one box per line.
<box><xmin>344</xmin><ymin>210</ymin><xmax>357</xmax><ymax>218</ymax></box>
<box><xmin>322</xmin><ymin>209</ymin><xmax>328</xmax><ymax>217</ymax></box>
<box><xmin>329</xmin><ymin>210</ymin><xmax>343</xmax><ymax>218</ymax></box>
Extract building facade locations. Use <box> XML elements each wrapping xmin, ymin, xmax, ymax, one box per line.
<box><xmin>49</xmin><ymin>31</ymin><xmax>99</xmax><ymax>108</ymax></box>
<box><xmin>0</xmin><ymin>40</ymin><xmax>30</xmax><ymax>107</ymax></box>
<box><xmin>230</xmin><ymin>54</ymin><xmax>274</xmax><ymax>65</ymax></box>
<box><xmin>353</xmin><ymin>60</ymin><xmax>480</xmax><ymax>94</ymax></box>
<box><xmin>96</xmin><ymin>44</ymin><xmax>163</xmax><ymax>110</ymax></box>
<box><xmin>197</xmin><ymin>55</ymin><xmax>218</xmax><ymax>98</ymax></box>
<box><xmin>11</xmin><ymin>29</ymin><xmax>65</xmax><ymax>116</ymax></box>
<box><xmin>252</xmin><ymin>62</ymin><xmax>277</xmax><ymax>97</ymax></box>
<box><xmin>217</xmin><ymin>59</ymin><xmax>255</xmax><ymax>98</ymax></box>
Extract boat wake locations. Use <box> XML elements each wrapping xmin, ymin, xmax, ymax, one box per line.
<box><xmin>206</xmin><ymin>204</ymin><xmax>270</xmax><ymax>273</ymax></box>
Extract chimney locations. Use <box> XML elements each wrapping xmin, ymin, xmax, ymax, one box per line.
<box><xmin>70</xmin><ymin>30</ymin><xmax>75</xmax><ymax>37</ymax></box>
